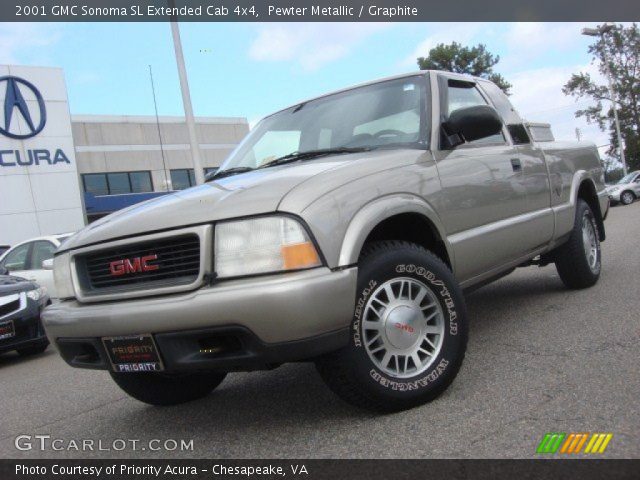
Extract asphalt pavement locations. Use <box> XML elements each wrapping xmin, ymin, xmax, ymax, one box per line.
<box><xmin>1</xmin><ymin>202</ymin><xmax>638</xmax><ymax>459</ymax></box>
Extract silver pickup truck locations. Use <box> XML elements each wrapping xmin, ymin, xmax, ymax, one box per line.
<box><xmin>43</xmin><ymin>71</ymin><xmax>609</xmax><ymax>412</ymax></box>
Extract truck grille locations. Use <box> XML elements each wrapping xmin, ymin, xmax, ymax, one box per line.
<box><xmin>77</xmin><ymin>234</ymin><xmax>201</xmax><ymax>293</ymax></box>
<box><xmin>0</xmin><ymin>298</ymin><xmax>20</xmax><ymax>317</ymax></box>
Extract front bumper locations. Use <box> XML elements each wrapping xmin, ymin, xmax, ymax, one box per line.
<box><xmin>43</xmin><ymin>267</ymin><xmax>357</xmax><ymax>371</ymax></box>
<box><xmin>0</xmin><ymin>298</ymin><xmax>48</xmax><ymax>354</ymax></box>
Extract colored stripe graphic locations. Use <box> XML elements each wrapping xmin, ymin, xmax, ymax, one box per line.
<box><xmin>536</xmin><ymin>433</ymin><xmax>566</xmax><ymax>454</ymax></box>
<box><xmin>539</xmin><ymin>432</ymin><xmax>613</xmax><ymax>454</ymax></box>
<box><xmin>560</xmin><ymin>433</ymin><xmax>589</xmax><ymax>453</ymax></box>
<box><xmin>585</xmin><ymin>433</ymin><xmax>613</xmax><ymax>454</ymax></box>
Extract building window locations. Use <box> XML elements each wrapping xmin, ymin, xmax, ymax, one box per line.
<box><xmin>82</xmin><ymin>171</ymin><xmax>153</xmax><ymax>195</ymax></box>
<box><xmin>170</xmin><ymin>168</ymin><xmax>218</xmax><ymax>190</ymax></box>
<box><xmin>170</xmin><ymin>169</ymin><xmax>195</xmax><ymax>190</ymax></box>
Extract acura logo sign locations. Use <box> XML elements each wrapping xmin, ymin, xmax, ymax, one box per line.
<box><xmin>0</xmin><ymin>76</ymin><xmax>47</xmax><ymax>139</ymax></box>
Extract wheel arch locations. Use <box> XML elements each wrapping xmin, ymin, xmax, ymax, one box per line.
<box><xmin>576</xmin><ymin>177</ymin><xmax>606</xmax><ymax>241</ymax></box>
<box><xmin>338</xmin><ymin>194</ymin><xmax>453</xmax><ymax>271</ymax></box>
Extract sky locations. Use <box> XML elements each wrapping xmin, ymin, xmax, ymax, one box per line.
<box><xmin>0</xmin><ymin>22</ymin><xmax>616</xmax><ymax>153</ymax></box>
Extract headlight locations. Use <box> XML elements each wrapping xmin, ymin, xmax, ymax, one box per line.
<box><xmin>26</xmin><ymin>286</ymin><xmax>47</xmax><ymax>302</ymax></box>
<box><xmin>53</xmin><ymin>252</ymin><xmax>75</xmax><ymax>299</ymax></box>
<box><xmin>215</xmin><ymin>216</ymin><xmax>322</xmax><ymax>278</ymax></box>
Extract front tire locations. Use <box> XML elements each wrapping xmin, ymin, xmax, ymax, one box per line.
<box><xmin>620</xmin><ymin>190</ymin><xmax>635</xmax><ymax>205</ymax></box>
<box><xmin>316</xmin><ymin>241</ymin><xmax>467</xmax><ymax>412</ymax></box>
<box><xmin>110</xmin><ymin>371</ymin><xmax>226</xmax><ymax>406</ymax></box>
<box><xmin>554</xmin><ymin>199</ymin><xmax>601</xmax><ymax>289</ymax></box>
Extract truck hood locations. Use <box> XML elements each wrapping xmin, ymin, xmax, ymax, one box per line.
<box><xmin>61</xmin><ymin>159</ymin><xmax>351</xmax><ymax>251</ymax></box>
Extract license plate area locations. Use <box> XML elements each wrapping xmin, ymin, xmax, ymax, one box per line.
<box><xmin>102</xmin><ymin>334</ymin><xmax>164</xmax><ymax>372</ymax></box>
<box><xmin>0</xmin><ymin>320</ymin><xmax>15</xmax><ymax>340</ymax></box>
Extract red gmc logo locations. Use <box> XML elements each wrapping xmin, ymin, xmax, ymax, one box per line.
<box><xmin>394</xmin><ymin>322</ymin><xmax>415</xmax><ymax>334</ymax></box>
<box><xmin>109</xmin><ymin>254</ymin><xmax>159</xmax><ymax>276</ymax></box>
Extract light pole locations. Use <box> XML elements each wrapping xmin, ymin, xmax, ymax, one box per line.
<box><xmin>581</xmin><ymin>23</ymin><xmax>627</xmax><ymax>175</ymax></box>
<box><xmin>169</xmin><ymin>0</ymin><xmax>205</xmax><ymax>185</ymax></box>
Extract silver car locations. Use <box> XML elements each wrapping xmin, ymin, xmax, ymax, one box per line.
<box><xmin>43</xmin><ymin>71</ymin><xmax>609</xmax><ymax>411</ymax></box>
<box><xmin>606</xmin><ymin>171</ymin><xmax>640</xmax><ymax>205</ymax></box>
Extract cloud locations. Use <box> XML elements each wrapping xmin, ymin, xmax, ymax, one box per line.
<box><xmin>399</xmin><ymin>23</ymin><xmax>490</xmax><ymax>68</ymax></box>
<box><xmin>248</xmin><ymin>23</ymin><xmax>391</xmax><ymax>71</ymax></box>
<box><xmin>0</xmin><ymin>23</ymin><xmax>62</xmax><ymax>64</ymax></box>
<box><xmin>508</xmin><ymin>62</ymin><xmax>609</xmax><ymax>148</ymax></box>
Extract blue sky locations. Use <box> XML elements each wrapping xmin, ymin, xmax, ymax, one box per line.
<box><xmin>0</xmin><ymin>22</ymin><xmax>612</xmax><ymax>149</ymax></box>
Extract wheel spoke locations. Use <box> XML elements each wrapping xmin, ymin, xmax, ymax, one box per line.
<box><xmin>366</xmin><ymin>333</ymin><xmax>381</xmax><ymax>347</ymax></box>
<box><xmin>363</xmin><ymin>319</ymin><xmax>383</xmax><ymax>331</ymax></box>
<box><xmin>424</xmin><ymin>324</ymin><xmax>441</xmax><ymax>335</ymax></box>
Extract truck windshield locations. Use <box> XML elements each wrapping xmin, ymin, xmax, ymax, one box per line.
<box><xmin>217</xmin><ymin>76</ymin><xmax>428</xmax><ymax>175</ymax></box>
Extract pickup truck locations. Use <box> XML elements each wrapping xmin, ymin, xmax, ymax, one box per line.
<box><xmin>43</xmin><ymin>71</ymin><xmax>609</xmax><ymax>412</ymax></box>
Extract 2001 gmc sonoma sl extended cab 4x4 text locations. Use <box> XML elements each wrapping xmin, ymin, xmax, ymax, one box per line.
<box><xmin>43</xmin><ymin>71</ymin><xmax>609</xmax><ymax>412</ymax></box>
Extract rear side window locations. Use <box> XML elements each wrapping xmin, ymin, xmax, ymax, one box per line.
<box><xmin>478</xmin><ymin>80</ymin><xmax>530</xmax><ymax>145</ymax></box>
<box><xmin>31</xmin><ymin>241</ymin><xmax>57</xmax><ymax>270</ymax></box>
<box><xmin>2</xmin><ymin>243</ymin><xmax>30</xmax><ymax>271</ymax></box>
<box><xmin>446</xmin><ymin>81</ymin><xmax>505</xmax><ymax>145</ymax></box>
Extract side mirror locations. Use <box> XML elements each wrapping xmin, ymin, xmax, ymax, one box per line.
<box><xmin>204</xmin><ymin>169</ymin><xmax>219</xmax><ymax>182</ymax></box>
<box><xmin>42</xmin><ymin>259</ymin><xmax>54</xmax><ymax>270</ymax></box>
<box><xmin>442</xmin><ymin>105</ymin><xmax>503</xmax><ymax>148</ymax></box>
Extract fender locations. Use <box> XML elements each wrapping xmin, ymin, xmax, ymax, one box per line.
<box><xmin>554</xmin><ymin>170</ymin><xmax>606</xmax><ymax>240</ymax></box>
<box><xmin>338</xmin><ymin>193</ymin><xmax>454</xmax><ymax>271</ymax></box>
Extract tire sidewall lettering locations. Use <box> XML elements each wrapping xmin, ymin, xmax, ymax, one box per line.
<box><xmin>352</xmin><ymin>260</ymin><xmax>461</xmax><ymax>391</ymax></box>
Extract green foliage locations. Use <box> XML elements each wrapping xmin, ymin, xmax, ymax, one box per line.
<box><xmin>563</xmin><ymin>24</ymin><xmax>640</xmax><ymax>171</ymax></box>
<box><xmin>417</xmin><ymin>42</ymin><xmax>512</xmax><ymax>94</ymax></box>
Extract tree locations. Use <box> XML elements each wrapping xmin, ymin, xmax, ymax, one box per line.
<box><xmin>563</xmin><ymin>23</ymin><xmax>640</xmax><ymax>172</ymax></box>
<box><xmin>417</xmin><ymin>42</ymin><xmax>512</xmax><ymax>94</ymax></box>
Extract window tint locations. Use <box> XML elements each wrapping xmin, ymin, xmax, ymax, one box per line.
<box><xmin>446</xmin><ymin>82</ymin><xmax>505</xmax><ymax>145</ymax></box>
<box><xmin>83</xmin><ymin>174</ymin><xmax>109</xmax><ymax>196</ymax></box>
<box><xmin>31</xmin><ymin>241</ymin><xmax>56</xmax><ymax>270</ymax></box>
<box><xmin>447</xmin><ymin>84</ymin><xmax>489</xmax><ymax>114</ymax></box>
<box><xmin>82</xmin><ymin>172</ymin><xmax>153</xmax><ymax>195</ymax></box>
<box><xmin>107</xmin><ymin>173</ymin><xmax>130</xmax><ymax>194</ymax></box>
<box><xmin>129</xmin><ymin>171</ymin><xmax>153</xmax><ymax>193</ymax></box>
<box><xmin>478</xmin><ymin>80</ymin><xmax>522</xmax><ymax>125</ymax></box>
<box><xmin>2</xmin><ymin>243</ymin><xmax>30</xmax><ymax>271</ymax></box>
<box><xmin>170</xmin><ymin>169</ymin><xmax>194</xmax><ymax>190</ymax></box>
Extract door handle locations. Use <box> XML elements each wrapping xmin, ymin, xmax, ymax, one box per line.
<box><xmin>510</xmin><ymin>158</ymin><xmax>522</xmax><ymax>172</ymax></box>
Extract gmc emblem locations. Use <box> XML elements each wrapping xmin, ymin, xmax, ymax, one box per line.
<box><xmin>109</xmin><ymin>254</ymin><xmax>159</xmax><ymax>276</ymax></box>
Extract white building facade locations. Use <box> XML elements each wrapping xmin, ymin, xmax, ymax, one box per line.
<box><xmin>0</xmin><ymin>64</ymin><xmax>249</xmax><ymax>246</ymax></box>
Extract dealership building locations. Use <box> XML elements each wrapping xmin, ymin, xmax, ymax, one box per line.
<box><xmin>0</xmin><ymin>65</ymin><xmax>249</xmax><ymax>246</ymax></box>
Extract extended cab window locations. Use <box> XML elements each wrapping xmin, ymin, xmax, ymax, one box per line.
<box><xmin>446</xmin><ymin>82</ymin><xmax>505</xmax><ymax>146</ymax></box>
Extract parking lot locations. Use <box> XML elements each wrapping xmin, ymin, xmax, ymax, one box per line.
<box><xmin>1</xmin><ymin>202</ymin><xmax>638</xmax><ymax>459</ymax></box>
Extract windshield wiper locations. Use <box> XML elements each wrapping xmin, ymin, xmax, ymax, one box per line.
<box><xmin>210</xmin><ymin>166</ymin><xmax>255</xmax><ymax>180</ymax></box>
<box><xmin>258</xmin><ymin>146</ymin><xmax>371</xmax><ymax>169</ymax></box>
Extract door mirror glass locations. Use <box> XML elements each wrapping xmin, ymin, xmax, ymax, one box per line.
<box><xmin>442</xmin><ymin>105</ymin><xmax>503</xmax><ymax>148</ymax></box>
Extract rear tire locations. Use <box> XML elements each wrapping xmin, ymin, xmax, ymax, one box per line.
<box><xmin>316</xmin><ymin>241</ymin><xmax>467</xmax><ymax>412</ymax></box>
<box><xmin>110</xmin><ymin>371</ymin><xmax>226</xmax><ymax>406</ymax></box>
<box><xmin>554</xmin><ymin>199</ymin><xmax>601</xmax><ymax>289</ymax></box>
<box><xmin>620</xmin><ymin>191</ymin><xmax>635</xmax><ymax>205</ymax></box>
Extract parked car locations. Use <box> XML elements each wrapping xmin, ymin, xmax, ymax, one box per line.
<box><xmin>0</xmin><ymin>275</ymin><xmax>50</xmax><ymax>357</ymax></box>
<box><xmin>43</xmin><ymin>71</ymin><xmax>609</xmax><ymax>412</ymax></box>
<box><xmin>606</xmin><ymin>170</ymin><xmax>640</xmax><ymax>205</ymax></box>
<box><xmin>0</xmin><ymin>234</ymin><xmax>73</xmax><ymax>299</ymax></box>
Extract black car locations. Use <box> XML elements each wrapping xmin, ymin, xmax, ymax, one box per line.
<box><xmin>0</xmin><ymin>275</ymin><xmax>50</xmax><ymax>356</ymax></box>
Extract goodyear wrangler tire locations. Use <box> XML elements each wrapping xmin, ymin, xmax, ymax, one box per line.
<box><xmin>316</xmin><ymin>241</ymin><xmax>468</xmax><ymax>412</ymax></box>
<box><xmin>110</xmin><ymin>371</ymin><xmax>226</xmax><ymax>406</ymax></box>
